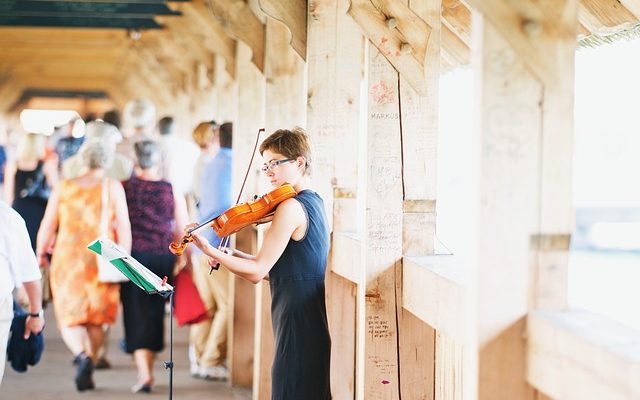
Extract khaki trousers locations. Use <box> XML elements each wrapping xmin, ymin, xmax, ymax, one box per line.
<box><xmin>189</xmin><ymin>255</ymin><xmax>228</xmax><ymax>367</ymax></box>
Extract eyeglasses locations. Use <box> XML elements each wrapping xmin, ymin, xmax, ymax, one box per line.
<box><xmin>260</xmin><ymin>159</ymin><xmax>294</xmax><ymax>174</ymax></box>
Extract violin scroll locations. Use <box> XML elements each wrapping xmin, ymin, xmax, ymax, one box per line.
<box><xmin>169</xmin><ymin>234</ymin><xmax>193</xmax><ymax>256</ymax></box>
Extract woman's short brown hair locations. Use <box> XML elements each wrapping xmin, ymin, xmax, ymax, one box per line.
<box><xmin>259</xmin><ymin>127</ymin><xmax>312</xmax><ymax>175</ymax></box>
<box><xmin>192</xmin><ymin>121</ymin><xmax>218</xmax><ymax>149</ymax></box>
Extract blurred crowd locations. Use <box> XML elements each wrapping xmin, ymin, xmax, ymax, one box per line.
<box><xmin>0</xmin><ymin>98</ymin><xmax>233</xmax><ymax>393</ymax></box>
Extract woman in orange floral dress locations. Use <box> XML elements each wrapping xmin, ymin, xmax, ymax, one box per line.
<box><xmin>36</xmin><ymin>123</ymin><xmax>131</xmax><ymax>392</ymax></box>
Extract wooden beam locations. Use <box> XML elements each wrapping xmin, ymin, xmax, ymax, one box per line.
<box><xmin>441</xmin><ymin>23</ymin><xmax>470</xmax><ymax>66</ymax></box>
<box><xmin>361</xmin><ymin>41</ymin><xmax>404</xmax><ymax>398</ymax></box>
<box><xmin>133</xmin><ymin>45</ymin><xmax>184</xmax><ymax>92</ymax></box>
<box><xmin>9</xmin><ymin>76</ymin><xmax>115</xmax><ymax>91</ymax></box>
<box><xmin>441</xmin><ymin>0</ymin><xmax>471</xmax><ymax>45</ymax></box>
<box><xmin>227</xmin><ymin>41</ymin><xmax>265</xmax><ymax>390</ymax></box>
<box><xmin>1</xmin><ymin>61</ymin><xmax>118</xmax><ymax>79</ymax></box>
<box><xmin>156</xmin><ymin>17</ymin><xmax>215</xmax><ymax>73</ymax></box>
<box><xmin>403</xmin><ymin>256</ymin><xmax>465</xmax><ymax>341</ymax></box>
<box><xmin>0</xmin><ymin>79</ymin><xmax>25</xmax><ymax>114</ymax></box>
<box><xmin>259</xmin><ymin>0</ymin><xmax>307</xmax><ymax>60</ymax></box>
<box><xmin>143</xmin><ymin>29</ymin><xmax>197</xmax><ymax>79</ymax></box>
<box><xmin>0</xmin><ymin>27</ymin><xmax>128</xmax><ymax>45</ymax></box>
<box><xmin>195</xmin><ymin>0</ymin><xmax>265</xmax><ymax>73</ymax></box>
<box><xmin>617</xmin><ymin>0</ymin><xmax>640</xmax><ymax>20</ymax></box>
<box><xmin>464</xmin><ymin>0</ymin><xmax>577</xmax><ymax>87</ymax></box>
<box><xmin>117</xmin><ymin>66</ymin><xmax>173</xmax><ymax>110</ymax></box>
<box><xmin>578</xmin><ymin>0</ymin><xmax>637</xmax><ymax>33</ymax></box>
<box><xmin>528</xmin><ymin>311</ymin><xmax>640</xmax><ymax>400</ymax></box>
<box><xmin>174</xmin><ymin>1</ymin><xmax>237</xmax><ymax>78</ymax></box>
<box><xmin>348</xmin><ymin>0</ymin><xmax>432</xmax><ymax>95</ymax></box>
<box><xmin>0</xmin><ymin>46</ymin><xmax>126</xmax><ymax>63</ymax></box>
<box><xmin>471</xmin><ymin>0</ymin><xmax>578</xmax><ymax>395</ymax></box>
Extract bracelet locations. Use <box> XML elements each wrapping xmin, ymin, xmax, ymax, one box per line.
<box><xmin>28</xmin><ymin>310</ymin><xmax>43</xmax><ymax>318</ymax></box>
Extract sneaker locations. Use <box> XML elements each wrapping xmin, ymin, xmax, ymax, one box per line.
<box><xmin>198</xmin><ymin>365</ymin><xmax>229</xmax><ymax>381</ymax></box>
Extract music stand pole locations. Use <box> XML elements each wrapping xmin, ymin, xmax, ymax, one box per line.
<box><xmin>162</xmin><ymin>290</ymin><xmax>175</xmax><ymax>400</ymax></box>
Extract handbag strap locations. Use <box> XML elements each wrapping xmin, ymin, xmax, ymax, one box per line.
<box><xmin>100</xmin><ymin>178</ymin><xmax>108</xmax><ymax>237</ymax></box>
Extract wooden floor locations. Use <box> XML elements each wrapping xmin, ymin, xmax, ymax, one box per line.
<box><xmin>1</xmin><ymin>304</ymin><xmax>252</xmax><ymax>400</ymax></box>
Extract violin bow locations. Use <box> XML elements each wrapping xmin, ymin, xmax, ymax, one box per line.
<box><xmin>209</xmin><ymin>127</ymin><xmax>265</xmax><ymax>273</ymax></box>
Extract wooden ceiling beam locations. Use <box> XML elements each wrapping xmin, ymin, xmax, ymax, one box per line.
<box><xmin>0</xmin><ymin>46</ymin><xmax>126</xmax><ymax>63</ymax></box>
<box><xmin>193</xmin><ymin>0</ymin><xmax>265</xmax><ymax>73</ymax></box>
<box><xmin>617</xmin><ymin>0</ymin><xmax>640</xmax><ymax>20</ymax></box>
<box><xmin>177</xmin><ymin>2</ymin><xmax>237</xmax><ymax>78</ymax></box>
<box><xmin>8</xmin><ymin>76</ymin><xmax>116</xmax><ymax>92</ymax></box>
<box><xmin>2</xmin><ymin>62</ymin><xmax>118</xmax><ymax>79</ymax></box>
<box><xmin>0</xmin><ymin>79</ymin><xmax>25</xmax><ymax>114</ymax></box>
<box><xmin>578</xmin><ymin>0</ymin><xmax>637</xmax><ymax>33</ymax></box>
<box><xmin>348</xmin><ymin>0</ymin><xmax>432</xmax><ymax>95</ymax></box>
<box><xmin>441</xmin><ymin>23</ymin><xmax>470</xmax><ymax>67</ymax></box>
<box><xmin>259</xmin><ymin>0</ymin><xmax>307</xmax><ymax>60</ymax></box>
<box><xmin>134</xmin><ymin>45</ymin><xmax>184</xmax><ymax>92</ymax></box>
<box><xmin>119</xmin><ymin>72</ymin><xmax>171</xmax><ymax>111</ymax></box>
<box><xmin>441</xmin><ymin>0</ymin><xmax>471</xmax><ymax>46</ymax></box>
<box><xmin>464</xmin><ymin>0</ymin><xmax>577</xmax><ymax>87</ymax></box>
<box><xmin>142</xmin><ymin>29</ymin><xmax>198</xmax><ymax>77</ymax></box>
<box><xmin>155</xmin><ymin>18</ymin><xmax>215</xmax><ymax>72</ymax></box>
<box><xmin>0</xmin><ymin>27</ymin><xmax>129</xmax><ymax>45</ymax></box>
<box><xmin>117</xmin><ymin>58</ymin><xmax>175</xmax><ymax>107</ymax></box>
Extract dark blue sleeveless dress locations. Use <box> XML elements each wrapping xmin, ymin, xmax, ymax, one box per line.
<box><xmin>269</xmin><ymin>190</ymin><xmax>331</xmax><ymax>400</ymax></box>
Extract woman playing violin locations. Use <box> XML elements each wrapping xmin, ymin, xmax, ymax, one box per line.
<box><xmin>187</xmin><ymin>127</ymin><xmax>331</xmax><ymax>400</ymax></box>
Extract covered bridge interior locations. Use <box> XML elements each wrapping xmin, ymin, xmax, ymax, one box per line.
<box><xmin>1</xmin><ymin>0</ymin><xmax>639</xmax><ymax>399</ymax></box>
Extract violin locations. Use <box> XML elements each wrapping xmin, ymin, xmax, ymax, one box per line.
<box><xmin>168</xmin><ymin>183</ymin><xmax>296</xmax><ymax>256</ymax></box>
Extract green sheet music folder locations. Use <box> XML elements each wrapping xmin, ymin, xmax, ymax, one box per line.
<box><xmin>88</xmin><ymin>238</ymin><xmax>173</xmax><ymax>295</ymax></box>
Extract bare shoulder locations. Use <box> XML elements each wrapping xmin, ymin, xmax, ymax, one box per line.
<box><xmin>109</xmin><ymin>178</ymin><xmax>125</xmax><ymax>194</ymax></box>
<box><xmin>273</xmin><ymin>197</ymin><xmax>305</xmax><ymax>224</ymax></box>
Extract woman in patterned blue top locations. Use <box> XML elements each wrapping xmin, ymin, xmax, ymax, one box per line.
<box><xmin>189</xmin><ymin>127</ymin><xmax>331</xmax><ymax>399</ymax></box>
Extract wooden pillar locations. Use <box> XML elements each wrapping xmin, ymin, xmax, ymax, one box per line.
<box><xmin>213</xmin><ymin>54</ymin><xmax>239</xmax><ymax>123</ymax></box>
<box><xmin>254</xmin><ymin>17</ymin><xmax>306</xmax><ymax>400</ymax></box>
<box><xmin>360</xmin><ymin>42</ymin><xmax>404</xmax><ymax>400</ymax></box>
<box><xmin>228</xmin><ymin>40</ymin><xmax>266</xmax><ymax>389</ymax></box>
<box><xmin>397</xmin><ymin>1</ymin><xmax>441</xmax><ymax>399</ymax></box>
<box><xmin>469</xmin><ymin>1</ymin><xmax>577</xmax><ymax>397</ymax></box>
<box><xmin>306</xmin><ymin>0</ymin><xmax>363</xmax><ymax>398</ymax></box>
<box><xmin>473</xmin><ymin>18</ymin><xmax>541</xmax><ymax>399</ymax></box>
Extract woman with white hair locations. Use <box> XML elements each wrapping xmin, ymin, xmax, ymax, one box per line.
<box><xmin>62</xmin><ymin>120</ymin><xmax>133</xmax><ymax>181</ymax></box>
<box><xmin>3</xmin><ymin>132</ymin><xmax>58</xmax><ymax>250</ymax></box>
<box><xmin>36</xmin><ymin>136</ymin><xmax>132</xmax><ymax>392</ymax></box>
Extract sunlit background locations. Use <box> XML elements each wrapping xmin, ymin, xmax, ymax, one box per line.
<box><xmin>19</xmin><ymin>109</ymin><xmax>84</xmax><ymax>137</ymax></box>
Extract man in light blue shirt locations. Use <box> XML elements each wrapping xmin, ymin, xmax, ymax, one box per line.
<box><xmin>197</xmin><ymin>122</ymin><xmax>233</xmax><ymax>249</ymax></box>
<box><xmin>190</xmin><ymin>122</ymin><xmax>233</xmax><ymax>380</ymax></box>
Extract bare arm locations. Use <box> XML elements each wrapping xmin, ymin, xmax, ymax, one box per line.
<box><xmin>43</xmin><ymin>155</ymin><xmax>59</xmax><ymax>190</ymax></box>
<box><xmin>3</xmin><ymin>160</ymin><xmax>16</xmax><ymax>203</ymax></box>
<box><xmin>110</xmin><ymin>180</ymin><xmax>132</xmax><ymax>253</ymax></box>
<box><xmin>22</xmin><ymin>280</ymin><xmax>44</xmax><ymax>339</ymax></box>
<box><xmin>36</xmin><ymin>186</ymin><xmax>60</xmax><ymax>266</ymax></box>
<box><xmin>190</xmin><ymin>198</ymin><xmax>305</xmax><ymax>284</ymax></box>
<box><xmin>172</xmin><ymin>187</ymin><xmax>191</xmax><ymax>273</ymax></box>
<box><xmin>172</xmin><ymin>186</ymin><xmax>189</xmax><ymax>241</ymax></box>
